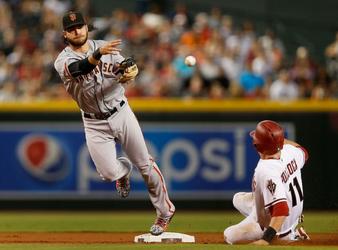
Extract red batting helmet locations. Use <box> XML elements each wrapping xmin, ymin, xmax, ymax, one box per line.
<box><xmin>250</xmin><ymin>120</ymin><xmax>284</xmax><ymax>155</ymax></box>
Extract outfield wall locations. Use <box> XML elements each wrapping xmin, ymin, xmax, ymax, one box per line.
<box><xmin>0</xmin><ymin>99</ymin><xmax>337</xmax><ymax>209</ymax></box>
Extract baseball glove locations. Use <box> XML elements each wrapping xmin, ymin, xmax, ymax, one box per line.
<box><xmin>117</xmin><ymin>57</ymin><xmax>138</xmax><ymax>83</ymax></box>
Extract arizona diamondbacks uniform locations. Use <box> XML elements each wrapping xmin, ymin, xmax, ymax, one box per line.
<box><xmin>253</xmin><ymin>144</ymin><xmax>306</xmax><ymax>235</ymax></box>
<box><xmin>224</xmin><ymin>144</ymin><xmax>307</xmax><ymax>243</ymax></box>
<box><xmin>54</xmin><ymin>39</ymin><xmax>175</xmax><ymax>218</ymax></box>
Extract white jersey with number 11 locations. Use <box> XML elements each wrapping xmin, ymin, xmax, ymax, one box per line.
<box><xmin>253</xmin><ymin>144</ymin><xmax>307</xmax><ymax>235</ymax></box>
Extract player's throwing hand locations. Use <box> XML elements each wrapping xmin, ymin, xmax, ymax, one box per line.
<box><xmin>99</xmin><ymin>40</ymin><xmax>122</xmax><ymax>55</ymax></box>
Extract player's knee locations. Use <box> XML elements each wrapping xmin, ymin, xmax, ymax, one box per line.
<box><xmin>98</xmin><ymin>169</ymin><xmax>117</xmax><ymax>182</ymax></box>
<box><xmin>223</xmin><ymin>227</ymin><xmax>235</xmax><ymax>244</ymax></box>
<box><xmin>100</xmin><ymin>159</ymin><xmax>132</xmax><ymax>181</ymax></box>
<box><xmin>233</xmin><ymin>192</ymin><xmax>245</xmax><ymax>211</ymax></box>
<box><xmin>224</xmin><ymin>225</ymin><xmax>252</xmax><ymax>244</ymax></box>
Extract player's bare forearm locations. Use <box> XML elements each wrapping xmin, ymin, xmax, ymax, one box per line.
<box><xmin>269</xmin><ymin>215</ymin><xmax>286</xmax><ymax>232</ymax></box>
<box><xmin>252</xmin><ymin>216</ymin><xmax>286</xmax><ymax>245</ymax></box>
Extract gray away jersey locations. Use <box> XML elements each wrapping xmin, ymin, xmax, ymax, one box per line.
<box><xmin>54</xmin><ymin>40</ymin><xmax>125</xmax><ymax>113</ymax></box>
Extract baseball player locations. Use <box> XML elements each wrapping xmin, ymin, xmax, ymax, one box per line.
<box><xmin>54</xmin><ymin>11</ymin><xmax>175</xmax><ymax>235</ymax></box>
<box><xmin>224</xmin><ymin>120</ymin><xmax>310</xmax><ymax>245</ymax></box>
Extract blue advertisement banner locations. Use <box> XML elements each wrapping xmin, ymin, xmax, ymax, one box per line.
<box><xmin>0</xmin><ymin>122</ymin><xmax>294</xmax><ymax>200</ymax></box>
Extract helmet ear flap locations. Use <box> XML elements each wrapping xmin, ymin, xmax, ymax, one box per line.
<box><xmin>250</xmin><ymin>130</ymin><xmax>261</xmax><ymax>152</ymax></box>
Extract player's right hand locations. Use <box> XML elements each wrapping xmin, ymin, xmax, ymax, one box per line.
<box><xmin>99</xmin><ymin>40</ymin><xmax>122</xmax><ymax>55</ymax></box>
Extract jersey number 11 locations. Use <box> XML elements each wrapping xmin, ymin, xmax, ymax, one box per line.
<box><xmin>289</xmin><ymin>177</ymin><xmax>304</xmax><ymax>207</ymax></box>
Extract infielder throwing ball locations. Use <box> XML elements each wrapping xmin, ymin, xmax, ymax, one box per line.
<box><xmin>54</xmin><ymin>11</ymin><xmax>175</xmax><ymax>235</ymax></box>
<box><xmin>224</xmin><ymin>120</ymin><xmax>310</xmax><ymax>245</ymax></box>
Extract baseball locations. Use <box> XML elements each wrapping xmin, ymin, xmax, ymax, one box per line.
<box><xmin>184</xmin><ymin>55</ymin><xmax>196</xmax><ymax>67</ymax></box>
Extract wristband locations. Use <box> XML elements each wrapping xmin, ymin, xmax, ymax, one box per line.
<box><xmin>262</xmin><ymin>226</ymin><xmax>277</xmax><ymax>243</ymax></box>
<box><xmin>92</xmin><ymin>49</ymin><xmax>102</xmax><ymax>60</ymax></box>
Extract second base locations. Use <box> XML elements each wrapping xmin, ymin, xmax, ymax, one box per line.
<box><xmin>134</xmin><ymin>232</ymin><xmax>195</xmax><ymax>243</ymax></box>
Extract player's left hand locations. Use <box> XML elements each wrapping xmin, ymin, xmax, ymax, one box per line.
<box><xmin>116</xmin><ymin>57</ymin><xmax>138</xmax><ymax>83</ymax></box>
<box><xmin>118</xmin><ymin>64</ymin><xmax>138</xmax><ymax>83</ymax></box>
<box><xmin>251</xmin><ymin>239</ymin><xmax>269</xmax><ymax>245</ymax></box>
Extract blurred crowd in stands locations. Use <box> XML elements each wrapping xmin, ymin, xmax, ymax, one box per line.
<box><xmin>0</xmin><ymin>0</ymin><xmax>337</xmax><ymax>102</ymax></box>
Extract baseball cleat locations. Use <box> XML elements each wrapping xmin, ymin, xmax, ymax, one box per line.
<box><xmin>115</xmin><ymin>157</ymin><xmax>133</xmax><ymax>198</ymax></box>
<box><xmin>150</xmin><ymin>212</ymin><xmax>175</xmax><ymax>236</ymax></box>
<box><xmin>295</xmin><ymin>226</ymin><xmax>310</xmax><ymax>240</ymax></box>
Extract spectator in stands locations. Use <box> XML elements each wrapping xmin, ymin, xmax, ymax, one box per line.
<box><xmin>199</xmin><ymin>54</ymin><xmax>228</xmax><ymax>90</ymax></box>
<box><xmin>0</xmin><ymin>52</ymin><xmax>12</xmax><ymax>85</ymax></box>
<box><xmin>183</xmin><ymin>73</ymin><xmax>207</xmax><ymax>99</ymax></box>
<box><xmin>311</xmin><ymin>66</ymin><xmax>331</xmax><ymax>100</ymax></box>
<box><xmin>269</xmin><ymin>69</ymin><xmax>299</xmax><ymax>101</ymax></box>
<box><xmin>290</xmin><ymin>46</ymin><xmax>316</xmax><ymax>98</ymax></box>
<box><xmin>331</xmin><ymin>82</ymin><xmax>338</xmax><ymax>98</ymax></box>
<box><xmin>172</xmin><ymin>47</ymin><xmax>196</xmax><ymax>91</ymax></box>
<box><xmin>249</xmin><ymin>40</ymin><xmax>273</xmax><ymax>80</ymax></box>
<box><xmin>238</xmin><ymin>21</ymin><xmax>256</xmax><ymax>68</ymax></box>
<box><xmin>136</xmin><ymin>60</ymin><xmax>158</xmax><ymax>97</ymax></box>
<box><xmin>208</xmin><ymin>80</ymin><xmax>226</xmax><ymax>99</ymax></box>
<box><xmin>0</xmin><ymin>81</ymin><xmax>17</xmax><ymax>101</ymax></box>
<box><xmin>0</xmin><ymin>1</ymin><xmax>334</xmax><ymax>101</ymax></box>
<box><xmin>325</xmin><ymin>32</ymin><xmax>338</xmax><ymax>98</ymax></box>
<box><xmin>239</xmin><ymin>61</ymin><xmax>265</xmax><ymax>98</ymax></box>
<box><xmin>258</xmin><ymin>29</ymin><xmax>284</xmax><ymax>72</ymax></box>
<box><xmin>219</xmin><ymin>48</ymin><xmax>240</xmax><ymax>84</ymax></box>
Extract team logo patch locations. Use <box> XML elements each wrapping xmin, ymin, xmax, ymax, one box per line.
<box><xmin>267</xmin><ymin>179</ymin><xmax>276</xmax><ymax>195</ymax></box>
<box><xmin>17</xmin><ymin>134</ymin><xmax>70</xmax><ymax>182</ymax></box>
<box><xmin>69</xmin><ymin>13</ymin><xmax>76</xmax><ymax>22</ymax></box>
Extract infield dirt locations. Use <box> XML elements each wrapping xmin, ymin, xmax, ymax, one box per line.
<box><xmin>0</xmin><ymin>232</ymin><xmax>337</xmax><ymax>245</ymax></box>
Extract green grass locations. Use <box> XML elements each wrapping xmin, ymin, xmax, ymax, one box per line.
<box><xmin>0</xmin><ymin>211</ymin><xmax>336</xmax><ymax>250</ymax></box>
<box><xmin>0</xmin><ymin>211</ymin><xmax>336</xmax><ymax>233</ymax></box>
<box><xmin>0</xmin><ymin>211</ymin><xmax>240</xmax><ymax>232</ymax></box>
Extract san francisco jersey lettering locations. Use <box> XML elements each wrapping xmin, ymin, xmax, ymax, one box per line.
<box><xmin>54</xmin><ymin>39</ymin><xmax>125</xmax><ymax>113</ymax></box>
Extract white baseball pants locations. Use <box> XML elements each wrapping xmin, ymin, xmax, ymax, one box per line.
<box><xmin>224</xmin><ymin>192</ymin><xmax>264</xmax><ymax>244</ymax></box>
<box><xmin>224</xmin><ymin>192</ymin><xmax>301</xmax><ymax>244</ymax></box>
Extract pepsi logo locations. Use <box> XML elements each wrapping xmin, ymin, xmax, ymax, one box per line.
<box><xmin>17</xmin><ymin>134</ymin><xmax>70</xmax><ymax>182</ymax></box>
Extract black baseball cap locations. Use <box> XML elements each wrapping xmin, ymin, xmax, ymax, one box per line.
<box><xmin>63</xmin><ymin>11</ymin><xmax>86</xmax><ymax>31</ymax></box>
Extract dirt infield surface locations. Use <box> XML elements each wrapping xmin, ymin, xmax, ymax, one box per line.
<box><xmin>0</xmin><ymin>232</ymin><xmax>337</xmax><ymax>245</ymax></box>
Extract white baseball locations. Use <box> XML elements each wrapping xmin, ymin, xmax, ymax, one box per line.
<box><xmin>184</xmin><ymin>55</ymin><xmax>196</xmax><ymax>66</ymax></box>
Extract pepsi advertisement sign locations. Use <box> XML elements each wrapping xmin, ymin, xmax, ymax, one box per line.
<box><xmin>0</xmin><ymin>122</ymin><xmax>294</xmax><ymax>199</ymax></box>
